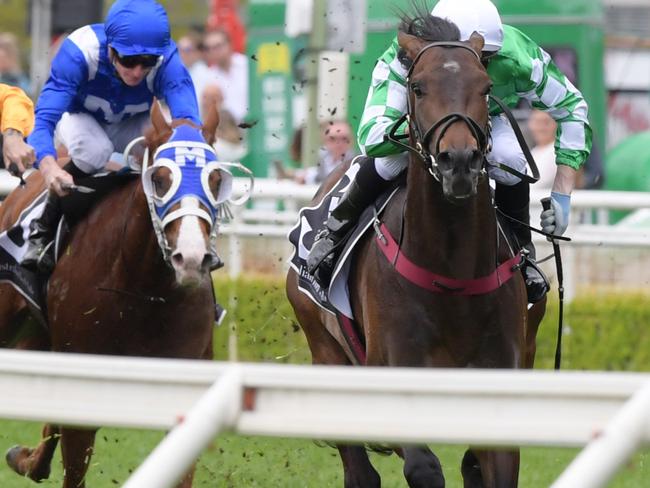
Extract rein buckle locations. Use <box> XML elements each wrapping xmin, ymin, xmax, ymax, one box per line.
<box><xmin>372</xmin><ymin>213</ymin><xmax>387</xmax><ymax>245</ymax></box>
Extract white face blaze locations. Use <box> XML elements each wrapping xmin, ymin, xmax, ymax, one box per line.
<box><xmin>443</xmin><ymin>60</ymin><xmax>460</xmax><ymax>73</ymax></box>
<box><xmin>170</xmin><ymin>197</ymin><xmax>210</xmax><ymax>287</ymax></box>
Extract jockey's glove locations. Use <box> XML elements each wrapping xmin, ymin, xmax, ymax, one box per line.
<box><xmin>540</xmin><ymin>191</ymin><xmax>571</xmax><ymax>237</ymax></box>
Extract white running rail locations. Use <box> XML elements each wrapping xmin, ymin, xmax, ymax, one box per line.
<box><xmin>1</xmin><ymin>171</ymin><xmax>647</xmax><ymax>247</ymax></box>
<box><xmin>0</xmin><ymin>350</ymin><xmax>649</xmax><ymax>488</ymax></box>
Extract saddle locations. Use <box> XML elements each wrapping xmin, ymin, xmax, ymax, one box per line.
<box><xmin>0</xmin><ymin>170</ymin><xmax>139</xmax><ymax>324</ymax></box>
<box><xmin>289</xmin><ymin>163</ymin><xmax>401</xmax><ymax>316</ymax></box>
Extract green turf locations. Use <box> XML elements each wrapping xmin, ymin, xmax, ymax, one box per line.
<box><xmin>1</xmin><ymin>422</ymin><xmax>648</xmax><ymax>487</ymax></box>
<box><xmin>1</xmin><ymin>278</ymin><xmax>649</xmax><ymax>486</ymax></box>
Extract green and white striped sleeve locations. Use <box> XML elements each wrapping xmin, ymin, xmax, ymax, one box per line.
<box><xmin>357</xmin><ymin>37</ymin><xmax>410</xmax><ymax>157</ymax></box>
<box><xmin>497</xmin><ymin>26</ymin><xmax>592</xmax><ymax>170</ymax></box>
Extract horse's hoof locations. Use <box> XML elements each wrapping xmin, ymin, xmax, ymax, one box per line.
<box><xmin>5</xmin><ymin>445</ymin><xmax>29</xmax><ymax>474</ymax></box>
<box><xmin>5</xmin><ymin>445</ymin><xmax>50</xmax><ymax>481</ymax></box>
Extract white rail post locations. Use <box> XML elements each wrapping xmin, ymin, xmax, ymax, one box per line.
<box><xmin>552</xmin><ymin>381</ymin><xmax>650</xmax><ymax>488</ymax></box>
<box><xmin>123</xmin><ymin>367</ymin><xmax>243</xmax><ymax>488</ymax></box>
<box><xmin>227</xmin><ymin>205</ymin><xmax>243</xmax><ymax>361</ymax></box>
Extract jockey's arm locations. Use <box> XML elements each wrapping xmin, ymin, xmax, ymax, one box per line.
<box><xmin>154</xmin><ymin>48</ymin><xmax>201</xmax><ymax>125</ymax></box>
<box><xmin>27</xmin><ymin>38</ymin><xmax>86</xmax><ymax>174</ymax></box>
<box><xmin>0</xmin><ymin>84</ymin><xmax>35</xmax><ymax>172</ymax></box>
<box><xmin>38</xmin><ymin>155</ymin><xmax>73</xmax><ymax>196</ymax></box>
<box><xmin>502</xmin><ymin>26</ymin><xmax>591</xmax><ymax>237</ymax></box>
<box><xmin>552</xmin><ymin>164</ymin><xmax>577</xmax><ymax>195</ymax></box>
<box><xmin>357</xmin><ymin>37</ymin><xmax>410</xmax><ymax>158</ymax></box>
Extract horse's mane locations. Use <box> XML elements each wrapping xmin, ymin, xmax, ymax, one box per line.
<box><xmin>396</xmin><ymin>2</ymin><xmax>461</xmax><ymax>68</ymax></box>
<box><xmin>398</xmin><ymin>2</ymin><xmax>460</xmax><ymax>41</ymax></box>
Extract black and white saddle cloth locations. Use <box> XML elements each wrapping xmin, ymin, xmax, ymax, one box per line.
<box><xmin>0</xmin><ymin>170</ymin><xmax>138</xmax><ymax>324</ymax></box>
<box><xmin>288</xmin><ymin>162</ymin><xmax>399</xmax><ymax>319</ymax></box>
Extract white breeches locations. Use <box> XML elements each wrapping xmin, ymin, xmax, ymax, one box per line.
<box><xmin>55</xmin><ymin>112</ymin><xmax>150</xmax><ymax>174</ymax></box>
<box><xmin>484</xmin><ymin>114</ymin><xmax>527</xmax><ymax>186</ymax></box>
<box><xmin>373</xmin><ymin>114</ymin><xmax>528</xmax><ymax>186</ymax></box>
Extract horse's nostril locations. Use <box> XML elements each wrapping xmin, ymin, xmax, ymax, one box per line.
<box><xmin>201</xmin><ymin>254</ymin><xmax>212</xmax><ymax>270</ymax></box>
<box><xmin>172</xmin><ymin>253</ymin><xmax>184</xmax><ymax>266</ymax></box>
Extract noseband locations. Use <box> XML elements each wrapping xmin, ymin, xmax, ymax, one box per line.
<box><xmin>387</xmin><ymin>41</ymin><xmax>490</xmax><ymax>181</ymax></box>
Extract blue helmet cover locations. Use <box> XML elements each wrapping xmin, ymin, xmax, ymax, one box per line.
<box><xmin>105</xmin><ymin>0</ymin><xmax>170</xmax><ymax>56</ymax></box>
<box><xmin>150</xmin><ymin>125</ymin><xmax>222</xmax><ymax>222</ymax></box>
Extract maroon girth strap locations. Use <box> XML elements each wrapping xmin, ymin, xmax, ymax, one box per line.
<box><xmin>375</xmin><ymin>223</ymin><xmax>523</xmax><ymax>295</ymax></box>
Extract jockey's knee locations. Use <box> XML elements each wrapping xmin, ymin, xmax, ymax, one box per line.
<box><xmin>486</xmin><ymin>146</ymin><xmax>527</xmax><ymax>186</ymax></box>
<box><xmin>67</xmin><ymin>138</ymin><xmax>113</xmax><ymax>175</ymax></box>
<box><xmin>375</xmin><ymin>153</ymin><xmax>408</xmax><ymax>181</ymax></box>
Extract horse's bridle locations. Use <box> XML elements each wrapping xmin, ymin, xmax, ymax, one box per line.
<box><xmin>386</xmin><ymin>40</ymin><xmax>540</xmax><ymax>184</ymax></box>
<box><xmin>386</xmin><ymin>41</ymin><xmax>489</xmax><ymax>181</ymax></box>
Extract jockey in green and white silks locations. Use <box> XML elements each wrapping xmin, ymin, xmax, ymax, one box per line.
<box><xmin>357</xmin><ymin>26</ymin><xmax>591</xmax><ymax>182</ymax></box>
<box><xmin>307</xmin><ymin>0</ymin><xmax>592</xmax><ymax>304</ymax></box>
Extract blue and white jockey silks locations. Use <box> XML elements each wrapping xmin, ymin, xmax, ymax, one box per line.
<box><xmin>28</xmin><ymin>0</ymin><xmax>200</xmax><ymax>167</ymax></box>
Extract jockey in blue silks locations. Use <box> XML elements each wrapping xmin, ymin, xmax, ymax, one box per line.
<box><xmin>23</xmin><ymin>0</ymin><xmax>200</xmax><ymax>273</ymax></box>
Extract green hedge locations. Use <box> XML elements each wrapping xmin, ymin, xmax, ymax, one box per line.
<box><xmin>534</xmin><ymin>291</ymin><xmax>650</xmax><ymax>371</ymax></box>
<box><xmin>216</xmin><ymin>276</ymin><xmax>650</xmax><ymax>371</ymax></box>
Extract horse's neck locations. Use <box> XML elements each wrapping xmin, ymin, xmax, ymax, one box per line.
<box><xmin>402</xmin><ymin>168</ymin><xmax>497</xmax><ymax>277</ymax></box>
<box><xmin>121</xmin><ymin>185</ymin><xmax>175</xmax><ymax>288</ymax></box>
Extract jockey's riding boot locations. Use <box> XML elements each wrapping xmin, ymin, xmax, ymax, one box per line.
<box><xmin>307</xmin><ymin>156</ymin><xmax>391</xmax><ymax>284</ymax></box>
<box><xmin>21</xmin><ymin>191</ymin><xmax>62</xmax><ymax>274</ymax></box>
<box><xmin>495</xmin><ymin>181</ymin><xmax>550</xmax><ymax>304</ymax></box>
<box><xmin>21</xmin><ymin>161</ymin><xmax>90</xmax><ymax>274</ymax></box>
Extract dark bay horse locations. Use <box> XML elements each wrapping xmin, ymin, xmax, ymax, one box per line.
<box><xmin>1</xmin><ymin>103</ymin><xmax>229</xmax><ymax>487</ymax></box>
<box><xmin>287</xmin><ymin>14</ymin><xmax>546</xmax><ymax>488</ymax></box>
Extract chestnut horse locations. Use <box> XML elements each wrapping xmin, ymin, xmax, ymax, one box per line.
<box><xmin>287</xmin><ymin>14</ymin><xmax>546</xmax><ymax>488</ymax></box>
<box><xmin>1</xmin><ymin>103</ymin><xmax>231</xmax><ymax>487</ymax></box>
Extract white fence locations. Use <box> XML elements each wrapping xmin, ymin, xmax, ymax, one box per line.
<box><xmin>220</xmin><ymin>177</ymin><xmax>650</xmax><ymax>301</ymax></box>
<box><xmin>223</xmin><ymin>176</ymin><xmax>650</xmax><ymax>243</ymax></box>
<box><xmin>1</xmin><ymin>170</ymin><xmax>647</xmax><ymax>249</ymax></box>
<box><xmin>0</xmin><ymin>349</ymin><xmax>649</xmax><ymax>488</ymax></box>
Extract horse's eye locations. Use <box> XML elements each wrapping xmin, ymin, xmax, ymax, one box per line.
<box><xmin>483</xmin><ymin>84</ymin><xmax>493</xmax><ymax>96</ymax></box>
<box><xmin>411</xmin><ymin>82</ymin><xmax>424</xmax><ymax>98</ymax></box>
<box><xmin>152</xmin><ymin>168</ymin><xmax>173</xmax><ymax>197</ymax></box>
<box><xmin>208</xmin><ymin>169</ymin><xmax>222</xmax><ymax>201</ymax></box>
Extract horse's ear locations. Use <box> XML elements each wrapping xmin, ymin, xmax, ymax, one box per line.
<box><xmin>202</xmin><ymin>102</ymin><xmax>220</xmax><ymax>146</ymax></box>
<box><xmin>468</xmin><ymin>31</ymin><xmax>485</xmax><ymax>57</ymax></box>
<box><xmin>397</xmin><ymin>31</ymin><xmax>425</xmax><ymax>64</ymax></box>
<box><xmin>150</xmin><ymin>99</ymin><xmax>170</xmax><ymax>135</ymax></box>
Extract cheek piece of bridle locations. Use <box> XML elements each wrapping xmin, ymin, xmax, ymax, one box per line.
<box><xmin>386</xmin><ymin>41</ymin><xmax>540</xmax><ymax>186</ymax></box>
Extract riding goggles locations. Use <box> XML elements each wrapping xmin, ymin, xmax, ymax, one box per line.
<box><xmin>113</xmin><ymin>49</ymin><xmax>160</xmax><ymax>69</ymax></box>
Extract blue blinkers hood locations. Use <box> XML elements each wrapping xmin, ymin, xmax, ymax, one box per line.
<box><xmin>147</xmin><ymin>125</ymin><xmax>224</xmax><ymax>222</ymax></box>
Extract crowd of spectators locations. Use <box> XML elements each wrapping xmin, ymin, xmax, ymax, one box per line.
<box><xmin>275</xmin><ymin>121</ymin><xmax>358</xmax><ymax>185</ymax></box>
<box><xmin>0</xmin><ymin>33</ymin><xmax>30</xmax><ymax>97</ymax></box>
<box><xmin>177</xmin><ymin>28</ymin><xmax>248</xmax><ymax>162</ymax></box>
<box><xmin>0</xmin><ymin>20</ymin><xmax>606</xmax><ymax>189</ymax></box>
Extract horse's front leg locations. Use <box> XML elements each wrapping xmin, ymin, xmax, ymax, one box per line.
<box><xmin>401</xmin><ymin>446</ymin><xmax>445</xmax><ymax>488</ymax></box>
<box><xmin>5</xmin><ymin>423</ymin><xmax>60</xmax><ymax>482</ymax></box>
<box><xmin>175</xmin><ymin>464</ymin><xmax>196</xmax><ymax>488</ymax></box>
<box><xmin>60</xmin><ymin>427</ymin><xmax>97</xmax><ymax>488</ymax></box>
<box><xmin>0</xmin><ymin>285</ymin><xmax>48</xmax><ymax>349</ymax></box>
<box><xmin>337</xmin><ymin>444</ymin><xmax>380</xmax><ymax>488</ymax></box>
<box><xmin>469</xmin><ymin>448</ymin><xmax>520</xmax><ymax>488</ymax></box>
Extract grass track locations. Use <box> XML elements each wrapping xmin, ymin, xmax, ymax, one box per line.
<box><xmin>1</xmin><ymin>421</ymin><xmax>648</xmax><ymax>487</ymax></box>
<box><xmin>1</xmin><ymin>280</ymin><xmax>649</xmax><ymax>486</ymax></box>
